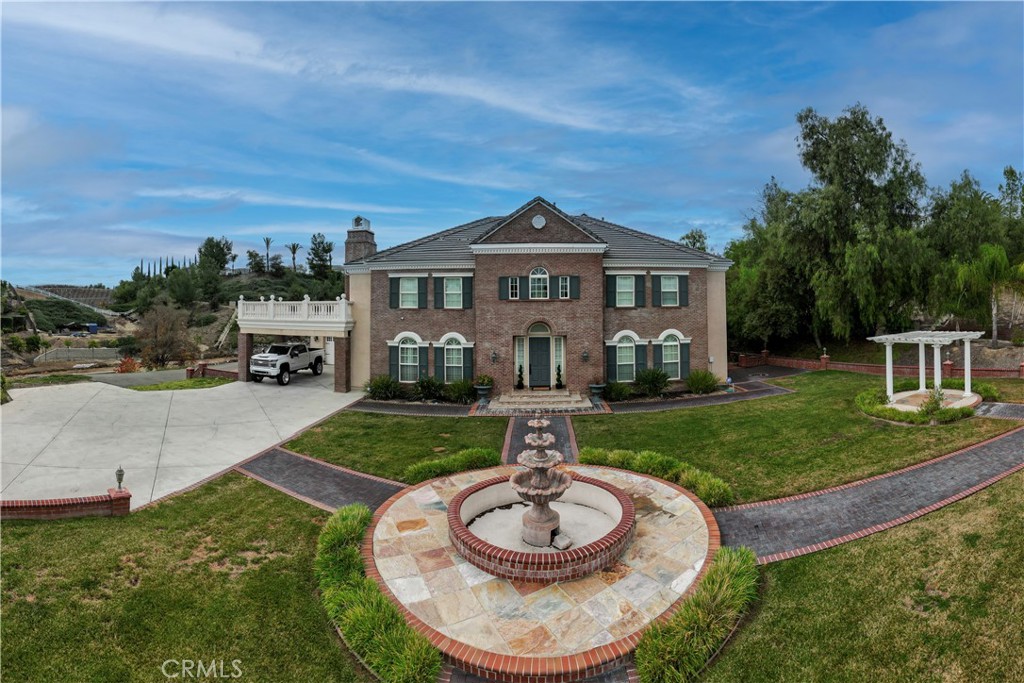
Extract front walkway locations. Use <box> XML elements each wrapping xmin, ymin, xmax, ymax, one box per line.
<box><xmin>975</xmin><ymin>401</ymin><xmax>1024</xmax><ymax>421</ymax></box>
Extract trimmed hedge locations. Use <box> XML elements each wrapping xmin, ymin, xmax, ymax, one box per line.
<box><xmin>635</xmin><ymin>546</ymin><xmax>758</xmax><ymax>683</ymax></box>
<box><xmin>856</xmin><ymin>387</ymin><xmax>974</xmax><ymax>425</ymax></box>
<box><xmin>315</xmin><ymin>505</ymin><xmax>442</xmax><ymax>683</ymax></box>
<box><xmin>402</xmin><ymin>447</ymin><xmax>502</xmax><ymax>484</ymax></box>
<box><xmin>578</xmin><ymin>447</ymin><xmax>735</xmax><ymax>507</ymax></box>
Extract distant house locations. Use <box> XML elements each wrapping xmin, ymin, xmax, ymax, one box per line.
<box><xmin>339</xmin><ymin>197</ymin><xmax>731</xmax><ymax>394</ymax></box>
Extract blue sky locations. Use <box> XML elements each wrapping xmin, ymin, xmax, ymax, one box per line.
<box><xmin>2</xmin><ymin>2</ymin><xmax>1021</xmax><ymax>286</ymax></box>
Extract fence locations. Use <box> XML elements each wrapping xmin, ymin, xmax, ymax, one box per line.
<box><xmin>736</xmin><ymin>351</ymin><xmax>1024</xmax><ymax>379</ymax></box>
<box><xmin>34</xmin><ymin>348</ymin><xmax>121</xmax><ymax>363</ymax></box>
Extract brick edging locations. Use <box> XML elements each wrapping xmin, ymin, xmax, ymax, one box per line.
<box><xmin>715</xmin><ymin>425</ymin><xmax>1024</xmax><ymax>512</ymax></box>
<box><xmin>362</xmin><ymin>465</ymin><xmax>721</xmax><ymax>683</ymax></box>
<box><xmin>756</xmin><ymin>459</ymin><xmax>1024</xmax><ymax>564</ymax></box>
<box><xmin>1</xmin><ymin>488</ymin><xmax>132</xmax><ymax>520</ymax></box>
<box><xmin>501</xmin><ymin>417</ymin><xmax>516</xmax><ymax>463</ymax></box>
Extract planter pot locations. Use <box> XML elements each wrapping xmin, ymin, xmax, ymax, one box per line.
<box><xmin>588</xmin><ymin>383</ymin><xmax>606</xmax><ymax>399</ymax></box>
<box><xmin>474</xmin><ymin>385</ymin><xmax>493</xmax><ymax>401</ymax></box>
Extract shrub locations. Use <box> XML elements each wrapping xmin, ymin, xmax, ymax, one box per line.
<box><xmin>635</xmin><ymin>368</ymin><xmax>670</xmax><ymax>397</ymax></box>
<box><xmin>686</xmin><ymin>369</ymin><xmax>719</xmax><ymax>395</ymax></box>
<box><xmin>444</xmin><ymin>379</ymin><xmax>476</xmax><ymax>404</ymax></box>
<box><xmin>855</xmin><ymin>387</ymin><xmax>973</xmax><ymax>425</ymax></box>
<box><xmin>578</xmin><ymin>447</ymin><xmax>735</xmax><ymax>507</ymax></box>
<box><xmin>365</xmin><ymin>374</ymin><xmax>403</xmax><ymax>400</ymax></box>
<box><xmin>603</xmin><ymin>381</ymin><xmax>633</xmax><ymax>402</ymax></box>
<box><xmin>315</xmin><ymin>504</ymin><xmax>441</xmax><ymax>683</ymax></box>
<box><xmin>413</xmin><ymin>375</ymin><xmax>446</xmax><ymax>402</ymax></box>
<box><xmin>189</xmin><ymin>313</ymin><xmax>218</xmax><ymax>328</ymax></box>
<box><xmin>402</xmin><ymin>448</ymin><xmax>501</xmax><ymax>483</ymax></box>
<box><xmin>24</xmin><ymin>335</ymin><xmax>43</xmax><ymax>353</ymax></box>
<box><xmin>1013</xmin><ymin>329</ymin><xmax>1024</xmax><ymax>347</ymax></box>
<box><xmin>114</xmin><ymin>335</ymin><xmax>142</xmax><ymax>358</ymax></box>
<box><xmin>87</xmin><ymin>340</ymin><xmax>99</xmax><ymax>349</ymax></box>
<box><xmin>635</xmin><ymin>546</ymin><xmax>758</xmax><ymax>683</ymax></box>
<box><xmin>474</xmin><ymin>374</ymin><xmax>494</xmax><ymax>387</ymax></box>
<box><xmin>6</xmin><ymin>335</ymin><xmax>25</xmax><ymax>353</ymax></box>
<box><xmin>893</xmin><ymin>377</ymin><xmax>999</xmax><ymax>402</ymax></box>
<box><xmin>919</xmin><ymin>387</ymin><xmax>945</xmax><ymax>416</ymax></box>
<box><xmin>115</xmin><ymin>356</ymin><xmax>142</xmax><ymax>374</ymax></box>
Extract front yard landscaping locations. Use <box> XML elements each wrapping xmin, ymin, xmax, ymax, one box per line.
<box><xmin>573</xmin><ymin>372</ymin><xmax>1015</xmax><ymax>503</ymax></box>
<box><xmin>706</xmin><ymin>471</ymin><xmax>1024</xmax><ymax>683</ymax></box>
<box><xmin>130</xmin><ymin>377</ymin><xmax>235</xmax><ymax>392</ymax></box>
<box><xmin>286</xmin><ymin>412</ymin><xmax>508</xmax><ymax>482</ymax></box>
<box><xmin>8</xmin><ymin>374</ymin><xmax>93</xmax><ymax>388</ymax></box>
<box><xmin>990</xmin><ymin>378</ymin><xmax>1024</xmax><ymax>403</ymax></box>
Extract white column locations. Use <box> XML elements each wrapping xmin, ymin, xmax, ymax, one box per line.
<box><xmin>964</xmin><ymin>339</ymin><xmax>972</xmax><ymax>395</ymax></box>
<box><xmin>885</xmin><ymin>342</ymin><xmax>894</xmax><ymax>402</ymax></box>
<box><xmin>918</xmin><ymin>341</ymin><xmax>927</xmax><ymax>392</ymax></box>
<box><xmin>933</xmin><ymin>344</ymin><xmax>942</xmax><ymax>390</ymax></box>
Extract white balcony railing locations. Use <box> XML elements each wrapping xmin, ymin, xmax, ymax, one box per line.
<box><xmin>237</xmin><ymin>294</ymin><xmax>354</xmax><ymax>332</ymax></box>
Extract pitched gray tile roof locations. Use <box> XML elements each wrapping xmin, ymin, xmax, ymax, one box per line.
<box><xmin>343</xmin><ymin>200</ymin><xmax>732</xmax><ymax>269</ymax></box>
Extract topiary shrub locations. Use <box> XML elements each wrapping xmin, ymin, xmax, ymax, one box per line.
<box><xmin>635</xmin><ymin>546</ymin><xmax>758</xmax><ymax>683</ymax></box>
<box><xmin>603</xmin><ymin>381</ymin><xmax>633</xmax><ymax>402</ymax></box>
<box><xmin>365</xmin><ymin>374</ymin><xmax>403</xmax><ymax>400</ymax></box>
<box><xmin>635</xmin><ymin>368</ymin><xmax>670</xmax><ymax>397</ymax></box>
<box><xmin>402</xmin><ymin>448</ymin><xmax>501</xmax><ymax>483</ymax></box>
<box><xmin>578</xmin><ymin>447</ymin><xmax>735</xmax><ymax>507</ymax></box>
<box><xmin>444</xmin><ymin>379</ymin><xmax>476</xmax><ymax>404</ymax></box>
<box><xmin>413</xmin><ymin>375</ymin><xmax>445</xmax><ymax>402</ymax></box>
<box><xmin>686</xmin><ymin>369</ymin><xmax>719</xmax><ymax>395</ymax></box>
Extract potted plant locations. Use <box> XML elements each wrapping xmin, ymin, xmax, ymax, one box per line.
<box><xmin>555</xmin><ymin>365</ymin><xmax>564</xmax><ymax>390</ymax></box>
<box><xmin>588</xmin><ymin>376</ymin><xmax>606</xmax><ymax>399</ymax></box>
<box><xmin>474</xmin><ymin>374</ymin><xmax>495</xmax><ymax>402</ymax></box>
<box><xmin>516</xmin><ymin>364</ymin><xmax>525</xmax><ymax>390</ymax></box>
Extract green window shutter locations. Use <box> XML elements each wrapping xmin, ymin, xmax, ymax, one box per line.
<box><xmin>651</xmin><ymin>275</ymin><xmax>661</xmax><ymax>307</ymax></box>
<box><xmin>680</xmin><ymin>275</ymin><xmax>689</xmax><ymax>307</ymax></box>
<box><xmin>463</xmin><ymin>347</ymin><xmax>474</xmax><ymax>381</ymax></box>
<box><xmin>434</xmin><ymin>345</ymin><xmax>444</xmax><ymax>380</ymax></box>
<box><xmin>681</xmin><ymin>343</ymin><xmax>691</xmax><ymax>378</ymax></box>
<box><xmin>418</xmin><ymin>345</ymin><xmax>428</xmax><ymax>379</ymax></box>
<box><xmin>389</xmin><ymin>346</ymin><xmax>399</xmax><ymax>380</ymax></box>
<box><xmin>635</xmin><ymin>275</ymin><xmax>646</xmax><ymax>307</ymax></box>
<box><xmin>605</xmin><ymin>275</ymin><xmax>616</xmax><ymax>307</ymax></box>
<box><xmin>418</xmin><ymin>278</ymin><xmax>428</xmax><ymax>309</ymax></box>
<box><xmin>389</xmin><ymin>278</ymin><xmax>399</xmax><ymax>309</ymax></box>
<box><xmin>652</xmin><ymin>344</ymin><xmax>663</xmax><ymax>370</ymax></box>
<box><xmin>519</xmin><ymin>276</ymin><xmax>530</xmax><ymax>298</ymax></box>
<box><xmin>570</xmin><ymin>276</ymin><xmax>580</xmax><ymax>299</ymax></box>
<box><xmin>463</xmin><ymin>277</ymin><xmax>473</xmax><ymax>309</ymax></box>
<box><xmin>499</xmin><ymin>276</ymin><xmax>509</xmax><ymax>301</ymax></box>
<box><xmin>433</xmin><ymin>277</ymin><xmax>444</xmax><ymax>309</ymax></box>
<box><xmin>605</xmin><ymin>344</ymin><xmax>617</xmax><ymax>382</ymax></box>
<box><xmin>635</xmin><ymin>343</ymin><xmax>647</xmax><ymax>374</ymax></box>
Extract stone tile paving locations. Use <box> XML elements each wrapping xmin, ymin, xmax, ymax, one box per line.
<box><xmin>447</xmin><ymin>665</ymin><xmax>631</xmax><ymax>683</ymax></box>
<box><xmin>506</xmin><ymin>416</ymin><xmax>577</xmax><ymax>464</ymax></box>
<box><xmin>609</xmin><ymin>381</ymin><xmax>791</xmax><ymax>414</ymax></box>
<box><xmin>975</xmin><ymin>402</ymin><xmax>1024</xmax><ymax>421</ymax></box>
<box><xmin>236</xmin><ymin>448</ymin><xmax>402</xmax><ymax>511</ymax></box>
<box><xmin>715</xmin><ymin>427</ymin><xmax>1024</xmax><ymax>561</ymax></box>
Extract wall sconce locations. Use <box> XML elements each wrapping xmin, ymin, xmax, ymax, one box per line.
<box><xmin>582</xmin><ymin>350</ymin><xmax>590</xmax><ymax>362</ymax></box>
<box><xmin>491</xmin><ymin>350</ymin><xmax>498</xmax><ymax>364</ymax></box>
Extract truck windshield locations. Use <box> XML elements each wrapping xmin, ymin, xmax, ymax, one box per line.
<box><xmin>266</xmin><ymin>345</ymin><xmax>291</xmax><ymax>354</ymax></box>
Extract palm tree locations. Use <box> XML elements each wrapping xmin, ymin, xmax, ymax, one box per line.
<box><xmin>286</xmin><ymin>242</ymin><xmax>303</xmax><ymax>272</ymax></box>
<box><xmin>956</xmin><ymin>243</ymin><xmax>1024</xmax><ymax>347</ymax></box>
<box><xmin>263</xmin><ymin>237</ymin><xmax>273</xmax><ymax>271</ymax></box>
<box><xmin>229</xmin><ymin>253</ymin><xmax>237</xmax><ymax>273</ymax></box>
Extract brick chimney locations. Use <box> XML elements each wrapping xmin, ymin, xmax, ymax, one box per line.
<box><xmin>345</xmin><ymin>215</ymin><xmax>377</xmax><ymax>263</ymax></box>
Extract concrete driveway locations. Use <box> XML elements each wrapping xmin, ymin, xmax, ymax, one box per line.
<box><xmin>1</xmin><ymin>372</ymin><xmax>362</xmax><ymax>509</ymax></box>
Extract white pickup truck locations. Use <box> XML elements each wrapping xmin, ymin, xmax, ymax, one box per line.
<box><xmin>249</xmin><ymin>343</ymin><xmax>324</xmax><ymax>385</ymax></box>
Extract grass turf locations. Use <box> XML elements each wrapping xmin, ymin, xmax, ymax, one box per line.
<box><xmin>706</xmin><ymin>471</ymin><xmax>1024</xmax><ymax>683</ymax></box>
<box><xmin>286</xmin><ymin>412</ymin><xmax>509</xmax><ymax>482</ymax></box>
<box><xmin>990</xmin><ymin>378</ymin><xmax>1024</xmax><ymax>403</ymax></box>
<box><xmin>130</xmin><ymin>377</ymin><xmax>235</xmax><ymax>392</ymax></box>
<box><xmin>0</xmin><ymin>474</ymin><xmax>371</xmax><ymax>683</ymax></box>
<box><xmin>9</xmin><ymin>374</ymin><xmax>93</xmax><ymax>388</ymax></box>
<box><xmin>573</xmin><ymin>371</ymin><xmax>1014</xmax><ymax>503</ymax></box>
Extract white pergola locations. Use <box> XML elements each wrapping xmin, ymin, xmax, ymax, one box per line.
<box><xmin>867</xmin><ymin>331</ymin><xmax>985</xmax><ymax>402</ymax></box>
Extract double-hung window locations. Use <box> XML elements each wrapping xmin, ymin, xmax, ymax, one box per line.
<box><xmin>444</xmin><ymin>278</ymin><xmax>463</xmax><ymax>309</ymax></box>
<box><xmin>398</xmin><ymin>338</ymin><xmax>419</xmax><ymax>382</ymax></box>
<box><xmin>509</xmin><ymin>277</ymin><xmax>519</xmax><ymax>300</ymax></box>
<box><xmin>530</xmin><ymin>267</ymin><xmax>549</xmax><ymax>299</ymax></box>
<box><xmin>559</xmin><ymin>276</ymin><xmax>570</xmax><ymax>299</ymax></box>
<box><xmin>444</xmin><ymin>339</ymin><xmax>463</xmax><ymax>382</ymax></box>
<box><xmin>662</xmin><ymin>335</ymin><xmax>680</xmax><ymax>379</ymax></box>
<box><xmin>616</xmin><ymin>276</ymin><xmax>635</xmax><ymax>307</ymax></box>
<box><xmin>399</xmin><ymin>278</ymin><xmax>419</xmax><ymax>309</ymax></box>
<box><xmin>660</xmin><ymin>276</ymin><xmax>679</xmax><ymax>306</ymax></box>
<box><xmin>617</xmin><ymin>338</ymin><xmax>636</xmax><ymax>382</ymax></box>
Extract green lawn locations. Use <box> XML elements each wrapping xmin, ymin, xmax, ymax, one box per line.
<box><xmin>707</xmin><ymin>471</ymin><xmax>1024</xmax><ymax>683</ymax></box>
<box><xmin>286</xmin><ymin>412</ymin><xmax>509</xmax><ymax>482</ymax></box>
<box><xmin>573</xmin><ymin>372</ymin><xmax>1014</xmax><ymax>503</ymax></box>
<box><xmin>0</xmin><ymin>474</ymin><xmax>370</xmax><ymax>683</ymax></box>
<box><xmin>990</xmin><ymin>378</ymin><xmax>1024</xmax><ymax>403</ymax></box>
<box><xmin>9</xmin><ymin>374</ymin><xmax>92</xmax><ymax>388</ymax></box>
<box><xmin>130</xmin><ymin>377</ymin><xmax>235</xmax><ymax>392</ymax></box>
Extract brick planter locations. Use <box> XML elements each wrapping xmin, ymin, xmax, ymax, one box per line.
<box><xmin>447</xmin><ymin>474</ymin><xmax>636</xmax><ymax>583</ymax></box>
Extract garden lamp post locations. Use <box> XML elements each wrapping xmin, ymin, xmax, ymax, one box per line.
<box><xmin>115</xmin><ymin>466</ymin><xmax>124</xmax><ymax>491</ymax></box>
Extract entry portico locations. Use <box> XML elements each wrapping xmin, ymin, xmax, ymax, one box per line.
<box><xmin>867</xmin><ymin>330</ymin><xmax>985</xmax><ymax>406</ymax></box>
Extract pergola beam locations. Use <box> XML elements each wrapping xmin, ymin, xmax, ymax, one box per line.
<box><xmin>867</xmin><ymin>330</ymin><xmax>984</xmax><ymax>403</ymax></box>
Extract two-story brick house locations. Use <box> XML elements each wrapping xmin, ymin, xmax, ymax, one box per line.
<box><xmin>342</xmin><ymin>197</ymin><xmax>731</xmax><ymax>395</ymax></box>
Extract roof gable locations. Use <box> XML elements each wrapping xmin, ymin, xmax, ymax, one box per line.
<box><xmin>475</xmin><ymin>197</ymin><xmax>603</xmax><ymax>245</ymax></box>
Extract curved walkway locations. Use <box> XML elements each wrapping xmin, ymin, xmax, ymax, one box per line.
<box><xmin>714</xmin><ymin>426</ymin><xmax>1024</xmax><ymax>563</ymax></box>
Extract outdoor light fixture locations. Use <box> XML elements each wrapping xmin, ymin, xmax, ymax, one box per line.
<box><xmin>491</xmin><ymin>350</ymin><xmax>498</xmax><ymax>363</ymax></box>
<box><xmin>115</xmin><ymin>466</ymin><xmax>125</xmax><ymax>491</ymax></box>
<box><xmin>582</xmin><ymin>350</ymin><xmax>590</xmax><ymax>362</ymax></box>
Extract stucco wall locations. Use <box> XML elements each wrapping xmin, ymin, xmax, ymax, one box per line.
<box><xmin>706</xmin><ymin>270</ymin><xmax>728</xmax><ymax>380</ymax></box>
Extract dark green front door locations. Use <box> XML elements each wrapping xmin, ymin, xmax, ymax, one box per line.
<box><xmin>529</xmin><ymin>337</ymin><xmax>551</xmax><ymax>387</ymax></box>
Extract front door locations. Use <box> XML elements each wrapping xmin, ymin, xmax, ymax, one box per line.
<box><xmin>529</xmin><ymin>337</ymin><xmax>551</xmax><ymax>388</ymax></box>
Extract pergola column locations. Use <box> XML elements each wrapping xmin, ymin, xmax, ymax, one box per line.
<box><xmin>933</xmin><ymin>344</ymin><xmax>943</xmax><ymax>391</ymax></box>
<box><xmin>918</xmin><ymin>342</ymin><xmax>927</xmax><ymax>393</ymax></box>
<box><xmin>884</xmin><ymin>343</ymin><xmax>895</xmax><ymax>402</ymax></box>
<box><xmin>964</xmin><ymin>339</ymin><xmax>972</xmax><ymax>395</ymax></box>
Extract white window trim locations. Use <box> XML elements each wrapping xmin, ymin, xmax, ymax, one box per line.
<box><xmin>530</xmin><ymin>267</ymin><xmax>549</xmax><ymax>300</ymax></box>
<box><xmin>661</xmin><ymin>334</ymin><xmax>681</xmax><ymax>380</ymax></box>
<box><xmin>444</xmin><ymin>339</ymin><xmax>463</xmax><ymax>383</ymax></box>
<box><xmin>398</xmin><ymin>277</ymin><xmax>419</xmax><ymax>309</ymax></box>
<box><xmin>606</xmin><ymin>329</ymin><xmax>647</xmax><ymax>345</ymax></box>
<box><xmin>508</xmin><ymin>277</ymin><xmax>519</xmax><ymax>300</ymax></box>
<box><xmin>615</xmin><ymin>275</ymin><xmax>634</xmax><ymax>307</ymax></box>
<box><xmin>443</xmin><ymin>277</ymin><xmax>463</xmax><ymax>309</ymax></box>
<box><xmin>435</xmin><ymin>332</ymin><xmax>474</xmax><ymax>347</ymax></box>
<box><xmin>558</xmin><ymin>275</ymin><xmax>570</xmax><ymax>299</ymax></box>
<box><xmin>398</xmin><ymin>338</ymin><xmax>419</xmax><ymax>383</ymax></box>
<box><xmin>616</xmin><ymin>338</ymin><xmax>636</xmax><ymax>383</ymax></box>
<box><xmin>387</xmin><ymin>331</ymin><xmax>428</xmax><ymax>347</ymax></box>
<box><xmin>652</xmin><ymin>329</ymin><xmax>691</xmax><ymax>344</ymax></box>
<box><xmin>660</xmin><ymin>275</ymin><xmax>679</xmax><ymax>307</ymax></box>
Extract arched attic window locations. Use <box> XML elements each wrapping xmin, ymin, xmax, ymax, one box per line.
<box><xmin>529</xmin><ymin>267</ymin><xmax>549</xmax><ymax>300</ymax></box>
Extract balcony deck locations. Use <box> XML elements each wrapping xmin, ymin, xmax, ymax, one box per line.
<box><xmin>236</xmin><ymin>294</ymin><xmax>354</xmax><ymax>334</ymax></box>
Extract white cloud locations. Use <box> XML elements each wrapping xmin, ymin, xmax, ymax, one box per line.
<box><xmin>136</xmin><ymin>187</ymin><xmax>419</xmax><ymax>214</ymax></box>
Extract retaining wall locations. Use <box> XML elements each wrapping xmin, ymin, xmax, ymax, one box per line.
<box><xmin>1</xmin><ymin>488</ymin><xmax>132</xmax><ymax>521</ymax></box>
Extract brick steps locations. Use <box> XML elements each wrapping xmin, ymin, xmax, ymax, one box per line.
<box><xmin>492</xmin><ymin>390</ymin><xmax>592</xmax><ymax>411</ymax></box>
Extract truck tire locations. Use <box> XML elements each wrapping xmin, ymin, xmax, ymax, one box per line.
<box><xmin>312</xmin><ymin>357</ymin><xmax>324</xmax><ymax>376</ymax></box>
<box><xmin>277</xmin><ymin>366</ymin><xmax>291</xmax><ymax>386</ymax></box>
<box><xmin>252</xmin><ymin>376</ymin><xmax>264</xmax><ymax>383</ymax></box>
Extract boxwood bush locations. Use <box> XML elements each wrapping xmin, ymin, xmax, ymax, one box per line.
<box><xmin>579</xmin><ymin>447</ymin><xmax>735</xmax><ymax>507</ymax></box>
<box><xmin>413</xmin><ymin>375</ymin><xmax>446</xmax><ymax>402</ymax></box>
<box><xmin>315</xmin><ymin>504</ymin><xmax>442</xmax><ymax>683</ymax></box>
<box><xmin>402</xmin><ymin>447</ymin><xmax>501</xmax><ymax>483</ymax></box>
<box><xmin>635</xmin><ymin>546</ymin><xmax>759</xmax><ymax>683</ymax></box>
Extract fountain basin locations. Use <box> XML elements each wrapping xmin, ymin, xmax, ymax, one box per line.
<box><xmin>448</xmin><ymin>473</ymin><xmax>636</xmax><ymax>582</ymax></box>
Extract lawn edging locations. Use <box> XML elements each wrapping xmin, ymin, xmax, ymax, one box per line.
<box><xmin>315</xmin><ymin>504</ymin><xmax>442</xmax><ymax>683</ymax></box>
<box><xmin>401</xmin><ymin>447</ymin><xmax>501</xmax><ymax>483</ymax></box>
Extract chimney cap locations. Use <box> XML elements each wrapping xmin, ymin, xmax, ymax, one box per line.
<box><xmin>351</xmin><ymin>215</ymin><xmax>371</xmax><ymax>230</ymax></box>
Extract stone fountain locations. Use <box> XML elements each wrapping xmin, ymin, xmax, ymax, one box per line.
<box><xmin>509</xmin><ymin>413</ymin><xmax>573</xmax><ymax>547</ymax></box>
